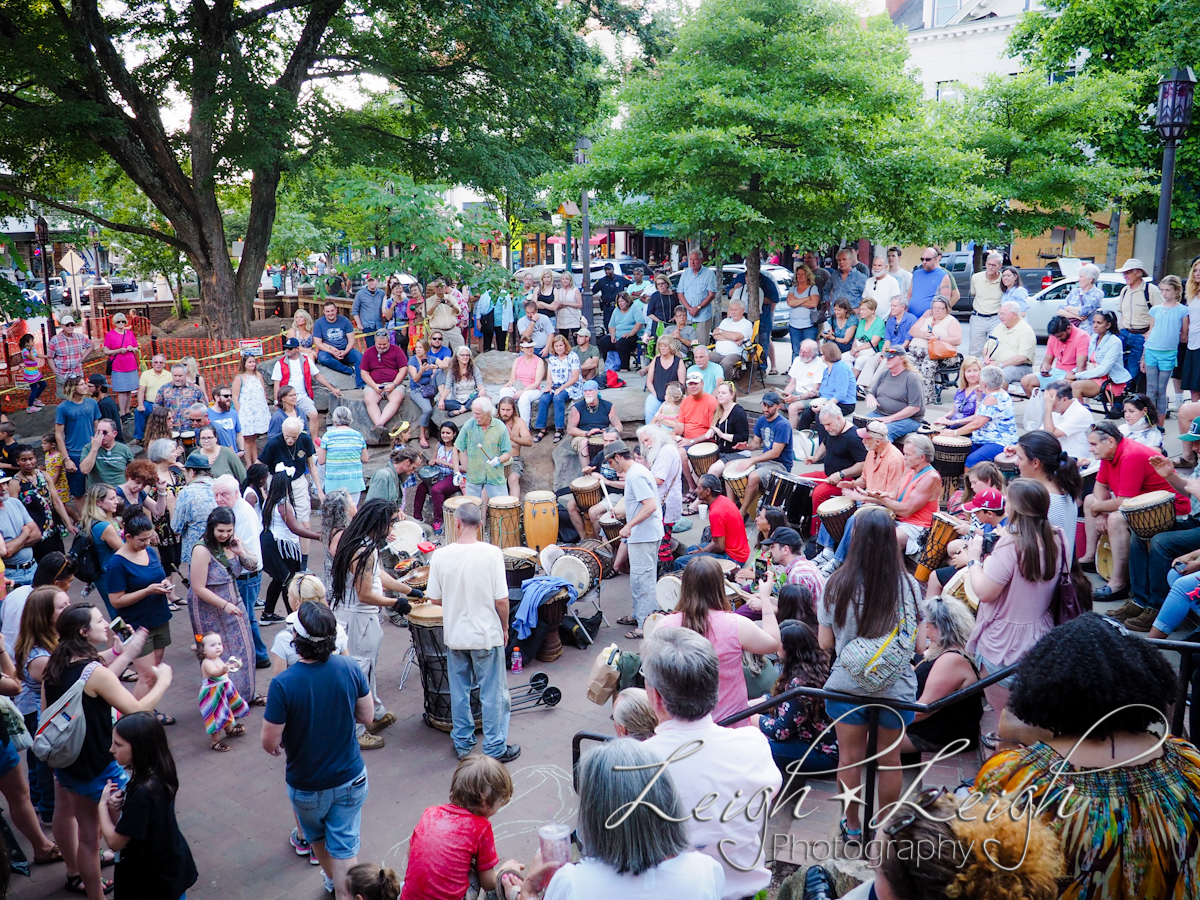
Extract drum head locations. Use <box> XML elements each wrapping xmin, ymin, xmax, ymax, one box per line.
<box><xmin>445</xmin><ymin>495</ymin><xmax>482</xmax><ymax>513</ymax></box>
<box><xmin>688</xmin><ymin>442</ymin><xmax>717</xmax><ymax>457</ymax></box>
<box><xmin>525</xmin><ymin>490</ymin><xmax>556</xmax><ymax>503</ymax></box>
<box><xmin>540</xmin><ymin>544</ymin><xmax>564</xmax><ymax>573</ymax></box>
<box><xmin>407</xmin><ymin>602</ymin><xmax>443</xmax><ymax>627</ymax></box>
<box><xmin>817</xmin><ymin>497</ymin><xmax>855</xmax><ymax>516</ymax></box>
<box><xmin>656</xmin><ymin>575</ymin><xmax>682</xmax><ymax>612</ymax></box>
<box><xmin>570</xmin><ymin>476</ymin><xmax>599</xmax><ymax>491</ymax></box>
<box><xmin>403</xmin><ymin>565</ymin><xmax>430</xmax><ymax>587</ymax></box>
<box><xmin>933</xmin><ymin>435</ymin><xmax>971</xmax><ymax>448</ymax></box>
<box><xmin>642</xmin><ymin>611</ymin><xmax>666</xmax><ymax>640</ymax></box>
<box><xmin>504</xmin><ymin>547</ymin><xmax>538</xmax><ymax>565</ymax></box>
<box><xmin>488</xmin><ymin>495</ymin><xmax>520</xmax><ymax>509</ymax></box>
<box><xmin>551</xmin><ymin>555</ymin><xmax>590</xmax><ymax>593</ymax></box>
<box><xmin>417</xmin><ymin>465</ymin><xmax>440</xmax><ymax>482</ymax></box>
<box><xmin>1121</xmin><ymin>490</ymin><xmax>1176</xmax><ymax>509</ymax></box>
<box><xmin>388</xmin><ymin>520</ymin><xmax>425</xmax><ymax>556</ymax></box>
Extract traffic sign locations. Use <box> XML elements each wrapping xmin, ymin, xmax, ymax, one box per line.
<box><xmin>60</xmin><ymin>250</ymin><xmax>86</xmax><ymax>276</ymax></box>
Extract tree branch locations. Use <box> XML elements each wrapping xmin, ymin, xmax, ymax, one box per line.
<box><xmin>231</xmin><ymin>0</ymin><xmax>314</xmax><ymax>31</ymax></box>
<box><xmin>0</xmin><ymin>182</ymin><xmax>190</xmax><ymax>250</ymax></box>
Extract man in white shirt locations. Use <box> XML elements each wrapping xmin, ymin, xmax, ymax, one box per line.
<box><xmin>643</xmin><ymin>629</ymin><xmax>782</xmax><ymax>900</ymax></box>
<box><xmin>863</xmin><ymin>256</ymin><xmax>900</xmax><ymax>310</ymax></box>
<box><xmin>886</xmin><ymin>246</ymin><xmax>912</xmax><ymax>297</ymax></box>
<box><xmin>709</xmin><ymin>299</ymin><xmax>754</xmax><ymax>380</ymax></box>
<box><xmin>213</xmin><ymin>475</ymin><xmax>268</xmax><ymax>667</ymax></box>
<box><xmin>782</xmin><ymin>339</ymin><xmax>827</xmax><ymax>425</ymax></box>
<box><xmin>607</xmin><ymin>441</ymin><xmax>663</xmax><ymax>630</ymax></box>
<box><xmin>1042</xmin><ymin>381</ymin><xmax>1094</xmax><ymax>460</ymax></box>
<box><xmin>425</xmin><ymin>500</ymin><xmax>519</xmax><ymax>763</ymax></box>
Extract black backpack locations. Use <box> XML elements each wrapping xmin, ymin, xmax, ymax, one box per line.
<box><xmin>68</xmin><ymin>527</ymin><xmax>103</xmax><ymax>585</ymax></box>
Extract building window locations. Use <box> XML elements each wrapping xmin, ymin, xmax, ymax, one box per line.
<box><xmin>936</xmin><ymin>81</ymin><xmax>964</xmax><ymax>102</ymax></box>
<box><xmin>935</xmin><ymin>0</ymin><xmax>960</xmax><ymax>26</ymax></box>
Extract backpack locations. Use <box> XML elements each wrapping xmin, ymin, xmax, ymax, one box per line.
<box><xmin>69</xmin><ymin>526</ymin><xmax>103</xmax><ymax>584</ymax></box>
<box><xmin>32</xmin><ymin>661</ymin><xmax>101</xmax><ymax>768</ymax></box>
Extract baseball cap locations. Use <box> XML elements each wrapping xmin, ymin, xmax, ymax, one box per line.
<box><xmin>60</xmin><ymin>314</ymin><xmax>76</xmax><ymax>325</ymax></box>
<box><xmin>604</xmin><ymin>262</ymin><xmax>614</xmax><ymax>270</ymax></box>
<box><xmin>88</xmin><ymin>374</ymin><xmax>108</xmax><ymax>389</ymax></box>
<box><xmin>963</xmin><ymin>487</ymin><xmax>1004</xmax><ymax>512</ymax></box>
<box><xmin>283</xmin><ymin>337</ymin><xmax>300</xmax><ymax>349</ymax></box>
<box><xmin>576</xmin><ymin>326</ymin><xmax>593</xmax><ymax>337</ymax></box>
<box><xmin>602</xmin><ymin>440</ymin><xmax>631</xmax><ymax>460</ymax></box>
<box><xmin>685</xmin><ymin>372</ymin><xmax>704</xmax><ymax>384</ymax></box>
<box><xmin>865</xmin><ymin>420</ymin><xmax>889</xmax><ymax>439</ymax></box>
<box><xmin>519</xmin><ymin>340</ymin><xmax>534</xmax><ymax>348</ymax></box>
<box><xmin>882</xmin><ymin>346</ymin><xmax>906</xmax><ymax>357</ymax></box>
<box><xmin>184</xmin><ymin>452</ymin><xmax>212</xmax><ymax>471</ymax></box>
<box><xmin>766</xmin><ymin>526</ymin><xmax>803</xmax><ymax>549</ymax></box>
<box><xmin>581</xmin><ymin>380</ymin><xmax>599</xmax><ymax>392</ymax></box>
<box><xmin>762</xmin><ymin>391</ymin><xmax>783</xmax><ymax>405</ymax></box>
<box><xmin>1182</xmin><ymin>420</ymin><xmax>1200</xmax><ymax>442</ymax></box>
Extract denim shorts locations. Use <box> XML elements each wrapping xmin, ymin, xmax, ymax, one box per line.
<box><xmin>287</xmin><ymin>768</ymin><xmax>368</xmax><ymax>859</ymax></box>
<box><xmin>825</xmin><ymin>699</ymin><xmax>915</xmax><ymax>730</ymax></box>
<box><xmin>0</xmin><ymin>740</ymin><xmax>19</xmax><ymax>777</ymax></box>
<box><xmin>56</xmin><ymin>759</ymin><xmax>128</xmax><ymax>802</ymax></box>
<box><xmin>974</xmin><ymin>652</ymin><xmax>1018</xmax><ymax>690</ymax></box>
<box><xmin>66</xmin><ymin>453</ymin><xmax>87</xmax><ymax>498</ymax></box>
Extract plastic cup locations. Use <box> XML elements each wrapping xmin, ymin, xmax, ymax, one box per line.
<box><xmin>538</xmin><ymin>822</ymin><xmax>572</xmax><ymax>867</ymax></box>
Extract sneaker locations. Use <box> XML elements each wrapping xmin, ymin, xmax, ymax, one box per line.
<box><xmin>365</xmin><ymin>712</ymin><xmax>396</xmax><ymax>735</ymax></box>
<box><xmin>309</xmin><ymin>851</ymin><xmax>322</xmax><ymax>866</ymax></box>
<box><xmin>290</xmin><ymin>827</ymin><xmax>312</xmax><ymax>856</ymax></box>
<box><xmin>814</xmin><ymin>547</ymin><xmax>834</xmax><ymax>565</ymax></box>
<box><xmin>323</xmin><ymin>872</ymin><xmax>336</xmax><ymax>894</ymax></box>
<box><xmin>494</xmin><ymin>744</ymin><xmax>521</xmax><ymax>763</ymax></box>
<box><xmin>1105</xmin><ymin>600</ymin><xmax>1144</xmax><ymax>622</ymax></box>
<box><xmin>819</xmin><ymin>557</ymin><xmax>842</xmax><ymax>577</ymax></box>
<box><xmin>1124</xmin><ymin>607</ymin><xmax>1159</xmax><ymax>632</ymax></box>
<box><xmin>358</xmin><ymin>732</ymin><xmax>385</xmax><ymax>750</ymax></box>
<box><xmin>259</xmin><ymin>613</ymin><xmax>286</xmax><ymax>624</ymax></box>
<box><xmin>456</xmin><ymin>745</ymin><xmax>476</xmax><ymax>760</ymax></box>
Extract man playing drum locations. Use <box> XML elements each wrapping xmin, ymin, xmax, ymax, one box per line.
<box><xmin>1080</xmin><ymin>421</ymin><xmax>1188</xmax><ymax>605</ymax></box>
<box><xmin>730</xmin><ymin>392</ymin><xmax>793</xmax><ymax>519</ymax></box>
<box><xmin>453</xmin><ymin>398</ymin><xmax>511</xmax><ymax>510</ymax></box>
<box><xmin>799</xmin><ymin>405</ymin><xmax>867</xmax><ymax>538</ymax></box>
<box><xmin>567</xmin><ymin>380</ymin><xmax>622</xmax><ymax>473</ymax></box>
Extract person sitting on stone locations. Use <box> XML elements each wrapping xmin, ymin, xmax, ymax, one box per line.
<box><xmin>567</xmin><ymin>380</ymin><xmax>622</xmax><ymax>474</ymax></box>
<box><xmin>781</xmin><ymin>339</ymin><xmax>825</xmax><ymax>428</ymax></box>
<box><xmin>360</xmin><ymin>327</ymin><xmax>409</xmax><ymax>428</ymax></box>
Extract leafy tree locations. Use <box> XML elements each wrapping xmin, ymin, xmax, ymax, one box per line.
<box><xmin>0</xmin><ymin>0</ymin><xmax>637</xmax><ymax>337</ymax></box>
<box><xmin>938</xmin><ymin>71</ymin><xmax>1148</xmax><ymax>244</ymax></box>
<box><xmin>1009</xmin><ymin>0</ymin><xmax>1200</xmax><ymax>234</ymax></box>
<box><xmin>551</xmin><ymin>0</ymin><xmax>979</xmax><ymax>314</ymax></box>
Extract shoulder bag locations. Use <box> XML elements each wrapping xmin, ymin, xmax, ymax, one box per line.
<box><xmin>839</xmin><ymin>580</ymin><xmax>919</xmax><ymax>694</ymax></box>
<box><xmin>1051</xmin><ymin>532</ymin><xmax>1088</xmax><ymax>625</ymax></box>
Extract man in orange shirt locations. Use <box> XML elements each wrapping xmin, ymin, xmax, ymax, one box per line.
<box><xmin>812</xmin><ymin>419</ymin><xmax>906</xmax><ymax>559</ymax></box>
<box><xmin>676</xmin><ymin>372</ymin><xmax>719</xmax><ymax>498</ymax></box>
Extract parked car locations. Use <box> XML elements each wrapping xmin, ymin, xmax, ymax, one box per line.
<box><xmin>936</xmin><ymin>250</ymin><xmax>1063</xmax><ymax>317</ymax></box>
<box><xmin>33</xmin><ymin>276</ymin><xmax>64</xmax><ymax>304</ymax></box>
<box><xmin>81</xmin><ymin>279</ymin><xmax>144</xmax><ymax>305</ymax></box>
<box><xmin>667</xmin><ymin>264</ymin><xmax>796</xmax><ymax>337</ymax></box>
<box><xmin>1023</xmin><ymin>272</ymin><xmax>1126</xmax><ymax>337</ymax></box>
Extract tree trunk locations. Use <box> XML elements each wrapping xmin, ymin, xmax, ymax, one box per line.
<box><xmin>745</xmin><ymin>249</ymin><xmax>762</xmax><ymax>322</ymax></box>
<box><xmin>1106</xmin><ymin>205</ymin><xmax>1122</xmax><ymax>271</ymax></box>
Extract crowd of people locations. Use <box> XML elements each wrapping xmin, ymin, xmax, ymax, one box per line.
<box><xmin>2</xmin><ymin>248</ymin><xmax>1200</xmax><ymax>900</ymax></box>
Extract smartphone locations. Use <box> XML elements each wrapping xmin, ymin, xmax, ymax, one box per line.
<box><xmin>109</xmin><ymin>617</ymin><xmax>133</xmax><ymax>640</ymax></box>
<box><xmin>1174</xmin><ymin>561</ymin><xmax>1188</xmax><ymax>574</ymax></box>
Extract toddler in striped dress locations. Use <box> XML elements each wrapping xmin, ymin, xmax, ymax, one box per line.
<box><xmin>196</xmin><ymin>632</ymin><xmax>250</xmax><ymax>751</ymax></box>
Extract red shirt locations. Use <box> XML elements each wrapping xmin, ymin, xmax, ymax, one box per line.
<box><xmin>1046</xmin><ymin>325</ymin><xmax>1088</xmax><ymax>373</ymax></box>
<box><xmin>709</xmin><ymin>494</ymin><xmax>751</xmax><ymax>563</ymax></box>
<box><xmin>362</xmin><ymin>343</ymin><xmax>409</xmax><ymax>384</ymax></box>
<box><xmin>1098</xmin><ymin>438</ymin><xmax>1189</xmax><ymax>514</ymax></box>
<box><xmin>679</xmin><ymin>391</ymin><xmax>718</xmax><ymax>440</ymax></box>
<box><xmin>400</xmin><ymin>804</ymin><xmax>498</xmax><ymax>900</ymax></box>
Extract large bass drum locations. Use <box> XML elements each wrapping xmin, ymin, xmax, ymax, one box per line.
<box><xmin>407</xmin><ymin>604</ymin><xmax>482</xmax><ymax>732</ymax></box>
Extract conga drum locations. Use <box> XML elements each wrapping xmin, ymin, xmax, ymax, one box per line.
<box><xmin>914</xmin><ymin>512</ymin><xmax>961</xmax><ymax>582</ymax></box>
<box><xmin>932</xmin><ymin>435</ymin><xmax>972</xmax><ymax>507</ymax></box>
<box><xmin>502</xmin><ymin>547</ymin><xmax>538</xmax><ymax>588</ymax></box>
<box><xmin>443</xmin><ymin>495</ymin><xmax>483</xmax><ymax>545</ymax></box>
<box><xmin>599</xmin><ymin>513</ymin><xmax>624</xmax><ymax>544</ymax></box>
<box><xmin>179</xmin><ymin>430</ymin><xmax>197</xmax><ymax>450</ymax></box>
<box><xmin>407</xmin><ymin>604</ymin><xmax>482</xmax><ymax>732</ymax></box>
<box><xmin>816</xmin><ymin>497</ymin><xmax>856</xmax><ymax>546</ymax></box>
<box><xmin>576</xmin><ymin>538</ymin><xmax>615</xmax><ymax>579</ymax></box>
<box><xmin>1120</xmin><ymin>491</ymin><xmax>1179</xmax><ymax>541</ymax></box>
<box><xmin>687</xmin><ymin>442</ymin><xmax>719</xmax><ymax>476</ymax></box>
<box><xmin>487</xmin><ymin>495</ymin><xmax>522</xmax><ymax>548</ymax></box>
<box><xmin>761</xmin><ymin>472</ymin><xmax>815</xmax><ymax>533</ymax></box>
<box><xmin>535</xmin><ymin>586</ymin><xmax>571</xmax><ymax>662</ymax></box>
<box><xmin>724</xmin><ymin>460</ymin><xmax>753</xmax><ymax>506</ymax></box>
<box><xmin>570</xmin><ymin>476</ymin><xmax>603</xmax><ymax>538</ymax></box>
<box><xmin>523</xmin><ymin>490</ymin><xmax>559</xmax><ymax>552</ymax></box>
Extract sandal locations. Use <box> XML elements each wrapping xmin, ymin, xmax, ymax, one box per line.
<box><xmin>625</xmin><ymin>629</ymin><xmax>643</xmax><ymax>639</ymax></box>
<box><xmin>100</xmin><ymin>848</ymin><xmax>115</xmax><ymax>867</ymax></box>
<box><xmin>33</xmin><ymin>844</ymin><xmax>62</xmax><ymax>864</ymax></box>
<box><xmin>616</xmin><ymin>615</ymin><xmax>637</xmax><ymax>626</ymax></box>
<box><xmin>534</xmin><ymin>429</ymin><xmax>547</xmax><ymax>443</ymax></box>
<box><xmin>839</xmin><ymin>818</ymin><xmax>863</xmax><ymax>845</ymax></box>
<box><xmin>226</xmin><ymin>723</ymin><xmax>247</xmax><ymax>737</ymax></box>
<box><xmin>1172</xmin><ymin>454</ymin><xmax>1198</xmax><ymax>467</ymax></box>
<box><xmin>211</xmin><ymin>741</ymin><xmax>232</xmax><ymax>752</ymax></box>
<box><xmin>553</xmin><ymin>430</ymin><xmax>564</xmax><ymax>443</ymax></box>
<box><xmin>153</xmin><ymin>710</ymin><xmax>176</xmax><ymax>726</ymax></box>
<box><xmin>65</xmin><ymin>875</ymin><xmax>114</xmax><ymax>895</ymax></box>
<box><xmin>249</xmin><ymin>694</ymin><xmax>267</xmax><ymax>707</ymax></box>
<box><xmin>419</xmin><ymin>435</ymin><xmax>430</xmax><ymax>449</ymax></box>
<box><xmin>118</xmin><ymin>669</ymin><xmax>137</xmax><ymax>683</ymax></box>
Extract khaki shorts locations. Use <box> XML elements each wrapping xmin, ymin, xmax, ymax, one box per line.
<box><xmin>507</xmin><ymin>456</ymin><xmax>525</xmax><ymax>478</ymax></box>
<box><xmin>137</xmin><ymin>620</ymin><xmax>173</xmax><ymax>658</ymax></box>
<box><xmin>292</xmin><ymin>473</ymin><xmax>311</xmax><ymax>522</ymax></box>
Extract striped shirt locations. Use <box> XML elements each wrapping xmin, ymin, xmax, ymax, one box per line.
<box><xmin>322</xmin><ymin>426</ymin><xmax>367</xmax><ymax>494</ymax></box>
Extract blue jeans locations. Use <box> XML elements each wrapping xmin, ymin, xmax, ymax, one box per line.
<box><xmin>411</xmin><ymin>390</ymin><xmax>435</xmax><ymax>427</ymax></box>
<box><xmin>443</xmin><ymin>393</ymin><xmax>478</xmax><ymax>414</ymax></box>
<box><xmin>645</xmin><ymin>394</ymin><xmax>663</xmax><ymax>423</ymax></box>
<box><xmin>789</xmin><ymin>325</ymin><xmax>819</xmax><ymax>359</ymax></box>
<box><xmin>66</xmin><ymin>451</ymin><xmax>87</xmax><ymax>498</ymax></box>
<box><xmin>770</xmin><ymin>740</ymin><xmax>839</xmax><ymax>775</ymax></box>
<box><xmin>966</xmin><ymin>442</ymin><xmax>1005</xmax><ymax>467</ymax></box>
<box><xmin>6</xmin><ymin>562</ymin><xmax>33</xmax><ymax>588</ymax></box>
<box><xmin>317</xmin><ymin>348</ymin><xmax>365</xmax><ymax>388</ymax></box>
<box><xmin>288</xmin><ymin>768</ymin><xmax>368</xmax><ymax>859</ymax></box>
<box><xmin>674</xmin><ymin>549</ymin><xmax>736</xmax><ymax>572</ymax></box>
<box><xmin>535</xmin><ymin>389</ymin><xmax>571</xmax><ymax>430</ymax></box>
<box><xmin>23</xmin><ymin>711</ymin><xmax>53</xmax><ymax>818</ymax></box>
<box><xmin>866</xmin><ymin>412</ymin><xmax>921</xmax><ymax>443</ymax></box>
<box><xmin>1120</xmin><ymin>329</ymin><xmax>1146</xmax><ymax>384</ymax></box>
<box><xmin>237</xmin><ymin>572</ymin><xmax>269</xmax><ymax>664</ymax></box>
<box><xmin>1130</xmin><ymin>525</ymin><xmax>1200</xmax><ymax>608</ymax></box>
<box><xmin>134</xmin><ymin>400</ymin><xmax>155</xmax><ymax>441</ymax></box>
<box><xmin>447</xmin><ymin>646</ymin><xmax>510</xmax><ymax>756</ymax></box>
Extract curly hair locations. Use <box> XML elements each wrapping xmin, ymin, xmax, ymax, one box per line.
<box><xmin>1008</xmin><ymin>613</ymin><xmax>1177</xmax><ymax>740</ymax></box>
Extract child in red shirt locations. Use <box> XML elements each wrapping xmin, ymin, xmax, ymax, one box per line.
<box><xmin>399</xmin><ymin>756</ymin><xmax>513</xmax><ymax>900</ymax></box>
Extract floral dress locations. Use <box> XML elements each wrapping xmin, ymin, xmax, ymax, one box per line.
<box><xmin>43</xmin><ymin>455</ymin><xmax>69</xmax><ymax>504</ymax></box>
<box><xmin>236</xmin><ymin>374</ymin><xmax>270</xmax><ymax>437</ymax></box>
<box><xmin>757</xmin><ymin>676</ymin><xmax>839</xmax><ymax>760</ymax></box>
<box><xmin>16</xmin><ymin>471</ymin><xmax>68</xmax><ymax>550</ymax></box>
<box><xmin>188</xmin><ymin>551</ymin><xmax>255</xmax><ymax>702</ymax></box>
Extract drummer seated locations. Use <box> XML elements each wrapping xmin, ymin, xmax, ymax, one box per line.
<box><xmin>730</xmin><ymin>392</ymin><xmax>793</xmax><ymax>519</ymax></box>
<box><xmin>926</xmin><ymin>539</ymin><xmax>968</xmax><ymax>598</ymax></box>
<box><xmin>567</xmin><ymin>381</ymin><xmax>623</xmax><ymax>473</ymax></box>
<box><xmin>674</xmin><ymin>474</ymin><xmax>752</xmax><ymax>571</ymax></box>
<box><xmin>563</xmin><ymin>470</ymin><xmax>625</xmax><ymax>542</ymax></box>
<box><xmin>940</xmin><ymin>365</ymin><xmax>1018</xmax><ymax>468</ymax></box>
<box><xmin>1079</xmin><ymin>421</ymin><xmax>1190</xmax><ymax>604</ymax></box>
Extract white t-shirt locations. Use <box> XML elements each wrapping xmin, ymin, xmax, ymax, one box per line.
<box><xmin>271</xmin><ymin>357</ymin><xmax>312</xmax><ymax>401</ymax></box>
<box><xmin>863</xmin><ymin>273</ymin><xmax>900</xmax><ymax>308</ymax></box>
<box><xmin>713</xmin><ymin>317</ymin><xmax>753</xmax><ymax>357</ymax></box>
<box><xmin>270</xmin><ymin>611</ymin><xmax>349</xmax><ymax>666</ymax></box>
<box><xmin>1052</xmin><ymin>400</ymin><xmax>1094</xmax><ymax>459</ymax></box>
<box><xmin>787</xmin><ymin>356</ymin><xmax>826</xmax><ymax>393</ymax></box>
<box><xmin>888</xmin><ymin>267</ymin><xmax>912</xmax><ymax>297</ymax></box>
<box><xmin>1</xmin><ymin>585</ymin><xmax>33</xmax><ymax>651</ymax></box>
<box><xmin>231</xmin><ymin>498</ymin><xmax>263</xmax><ymax>572</ymax></box>
<box><xmin>624</xmin><ymin>462</ymin><xmax>664</xmax><ymax>544</ymax></box>
<box><xmin>543</xmin><ymin>854</ymin><xmax>725</xmax><ymax>900</ymax></box>
<box><xmin>650</xmin><ymin>444</ymin><xmax>683</xmax><ymax>524</ymax></box>
<box><xmin>425</xmin><ymin>541</ymin><xmax>508</xmax><ymax>650</ymax></box>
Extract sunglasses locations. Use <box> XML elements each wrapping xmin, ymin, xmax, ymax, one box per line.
<box><xmin>431</xmin><ymin>336</ymin><xmax>443</xmax><ymax>341</ymax></box>
<box><xmin>920</xmin><ymin>256</ymin><xmax>937</xmax><ymax>262</ymax></box>
<box><xmin>883</xmin><ymin>787</ymin><xmax>946</xmax><ymax>835</ymax></box>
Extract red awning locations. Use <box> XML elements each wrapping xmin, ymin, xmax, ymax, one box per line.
<box><xmin>546</xmin><ymin>236</ymin><xmax>565</xmax><ymax>244</ymax></box>
<box><xmin>589</xmin><ymin>234</ymin><xmax>608</xmax><ymax>245</ymax></box>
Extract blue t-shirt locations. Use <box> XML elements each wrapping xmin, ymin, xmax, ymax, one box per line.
<box><xmin>754</xmin><ymin>413</ymin><xmax>793</xmax><ymax>471</ymax></box>
<box><xmin>55</xmin><ymin>398</ymin><xmax>101</xmax><ymax>456</ymax></box>
<box><xmin>0</xmin><ymin>497</ymin><xmax>34</xmax><ymax>570</ymax></box>
<box><xmin>314</xmin><ymin>315</ymin><xmax>354</xmax><ymax>352</ymax></box>
<box><xmin>207</xmin><ymin>407</ymin><xmax>241</xmax><ymax>449</ymax></box>
<box><xmin>264</xmin><ymin>655</ymin><xmax>369</xmax><ymax>791</ymax></box>
<box><xmin>428</xmin><ymin>345</ymin><xmax>452</xmax><ymax>366</ymax></box>
<box><xmin>104</xmin><ymin>549</ymin><xmax>171</xmax><ymax>630</ymax></box>
<box><xmin>886</xmin><ymin>312</ymin><xmax>917</xmax><ymax>347</ymax></box>
<box><xmin>1147</xmin><ymin>303</ymin><xmax>1189</xmax><ymax>353</ymax></box>
<box><xmin>819</xmin><ymin>360</ymin><xmax>857</xmax><ymax>406</ymax></box>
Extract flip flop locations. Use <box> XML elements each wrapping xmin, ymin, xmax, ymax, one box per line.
<box><xmin>625</xmin><ymin>629</ymin><xmax>643</xmax><ymax>639</ymax></box>
<box><xmin>616</xmin><ymin>615</ymin><xmax>637</xmax><ymax>626</ymax></box>
<box><xmin>65</xmin><ymin>875</ymin><xmax>114</xmax><ymax>895</ymax></box>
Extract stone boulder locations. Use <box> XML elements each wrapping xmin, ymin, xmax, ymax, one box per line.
<box><xmin>474</xmin><ymin>350</ymin><xmax>517</xmax><ymax>384</ymax></box>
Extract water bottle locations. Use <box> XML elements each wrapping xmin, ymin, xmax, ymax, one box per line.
<box><xmin>511</xmin><ymin>646</ymin><xmax>523</xmax><ymax>673</ymax></box>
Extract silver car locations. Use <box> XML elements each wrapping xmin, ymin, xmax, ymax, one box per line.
<box><xmin>668</xmin><ymin>264</ymin><xmax>795</xmax><ymax>337</ymax></box>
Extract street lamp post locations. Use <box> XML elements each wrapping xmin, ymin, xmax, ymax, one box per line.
<box><xmin>574</xmin><ymin>138</ymin><xmax>593</xmax><ymax>328</ymax></box>
<box><xmin>88</xmin><ymin>225</ymin><xmax>103</xmax><ymax>283</ymax></box>
<box><xmin>35</xmin><ymin>215</ymin><xmax>56</xmax><ymax>339</ymax></box>
<box><xmin>1153</xmin><ymin>67</ymin><xmax>1196</xmax><ymax>282</ymax></box>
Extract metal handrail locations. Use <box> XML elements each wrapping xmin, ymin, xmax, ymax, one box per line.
<box><xmin>570</xmin><ymin>635</ymin><xmax>1200</xmax><ymax>838</ymax></box>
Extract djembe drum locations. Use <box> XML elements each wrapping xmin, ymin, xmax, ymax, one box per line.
<box><xmin>407</xmin><ymin>604</ymin><xmax>482</xmax><ymax>731</ymax></box>
<box><xmin>569</xmin><ymin>476</ymin><xmax>603</xmax><ymax>538</ymax></box>
<box><xmin>932</xmin><ymin>434</ymin><xmax>972</xmax><ymax>508</ymax></box>
<box><xmin>1120</xmin><ymin>491</ymin><xmax>1178</xmax><ymax>540</ymax></box>
<box><xmin>687</xmin><ymin>442</ymin><xmax>719</xmax><ymax>476</ymax></box>
<box><xmin>914</xmin><ymin>512</ymin><xmax>961</xmax><ymax>582</ymax></box>
<box><xmin>487</xmin><ymin>495</ymin><xmax>522</xmax><ymax>548</ymax></box>
<box><xmin>816</xmin><ymin>497</ymin><xmax>856</xmax><ymax>547</ymax></box>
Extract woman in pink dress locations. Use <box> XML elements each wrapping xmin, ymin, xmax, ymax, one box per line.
<box><xmin>658</xmin><ymin>556</ymin><xmax>781</xmax><ymax>726</ymax></box>
<box><xmin>103</xmin><ymin>312</ymin><xmax>141</xmax><ymax>416</ymax></box>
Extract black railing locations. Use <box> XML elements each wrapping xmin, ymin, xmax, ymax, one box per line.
<box><xmin>571</xmin><ymin>636</ymin><xmax>1200</xmax><ymax>838</ymax></box>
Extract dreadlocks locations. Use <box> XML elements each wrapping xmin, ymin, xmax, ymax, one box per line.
<box><xmin>330</xmin><ymin>498</ymin><xmax>399</xmax><ymax>609</ymax></box>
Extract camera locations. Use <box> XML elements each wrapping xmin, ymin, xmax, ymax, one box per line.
<box><xmin>981</xmin><ymin>530</ymin><xmax>1000</xmax><ymax>557</ymax></box>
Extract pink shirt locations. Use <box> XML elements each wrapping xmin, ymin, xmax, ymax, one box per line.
<box><xmin>104</xmin><ymin>329</ymin><xmax>139</xmax><ymax>372</ymax></box>
<box><xmin>966</xmin><ymin>529</ymin><xmax>1060</xmax><ymax>668</ymax></box>
<box><xmin>1046</xmin><ymin>325</ymin><xmax>1088</xmax><ymax>373</ymax></box>
<box><xmin>659</xmin><ymin>610</ymin><xmax>749</xmax><ymax>727</ymax></box>
<box><xmin>514</xmin><ymin>354</ymin><xmax>540</xmax><ymax>387</ymax></box>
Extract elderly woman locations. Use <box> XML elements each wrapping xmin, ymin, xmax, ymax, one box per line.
<box><xmin>102</xmin><ymin>312</ymin><xmax>141</xmax><ymax>416</ymax></box>
<box><xmin>611</xmin><ymin>687</ymin><xmax>658</xmax><ymax>741</ymax></box>
<box><xmin>515</xmin><ymin>739</ymin><xmax>725</xmax><ymax>899</ymax></box>
<box><xmin>318</xmin><ymin>406</ymin><xmax>370</xmax><ymax>503</ymax></box>
<box><xmin>170</xmin><ymin>451</ymin><xmax>217</xmax><ymax>574</ymax></box>
<box><xmin>1064</xmin><ymin>310</ymin><xmax>1131</xmax><ymax>400</ymax></box>
<box><xmin>641</xmin><ymin>331</ymin><xmax>687</xmax><ymax>423</ymax></box>
<box><xmin>656</xmin><ymin>303</ymin><xmax>697</xmax><ymax>359</ymax></box>
<box><xmin>946</xmin><ymin>364</ymin><xmax>1017</xmax><ymax>466</ymax></box>
<box><xmin>907</xmin><ymin>297</ymin><xmax>963</xmax><ymax>403</ymax></box>
<box><xmin>533</xmin><ymin>333</ymin><xmax>582</xmax><ymax>444</ymax></box>
<box><xmin>1060</xmin><ymin>262</ymin><xmax>1105</xmax><ymax>333</ymax></box>
<box><xmin>147</xmin><ymin>437</ymin><xmax>184</xmax><ymax>578</ymax></box>
<box><xmin>598</xmin><ymin>292</ymin><xmax>645</xmax><ymax>372</ymax></box>
<box><xmin>797</xmin><ymin>342</ymin><xmax>856</xmax><ymax>433</ymax></box>
<box><xmin>900</xmin><ymin>595</ymin><xmax>982</xmax><ymax>754</ymax></box>
<box><xmin>643</xmin><ymin>271</ymin><xmax>678</xmax><ymax>328</ymax></box>
<box><xmin>437</xmin><ymin>344</ymin><xmax>484</xmax><ymax>414</ymax></box>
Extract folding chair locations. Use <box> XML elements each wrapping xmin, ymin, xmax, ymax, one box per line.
<box><xmin>732</xmin><ymin>319</ymin><xmax>767</xmax><ymax>392</ymax></box>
